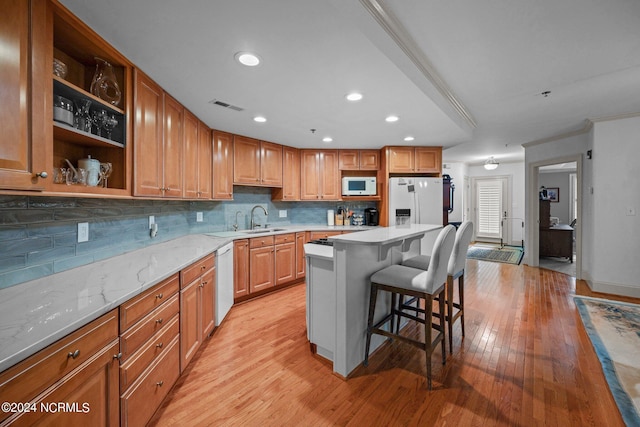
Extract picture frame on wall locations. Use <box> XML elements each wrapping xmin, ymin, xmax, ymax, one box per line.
<box><xmin>547</xmin><ymin>187</ymin><xmax>559</xmax><ymax>202</ymax></box>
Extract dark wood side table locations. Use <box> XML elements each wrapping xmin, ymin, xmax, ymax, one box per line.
<box><xmin>539</xmin><ymin>224</ymin><xmax>574</xmax><ymax>262</ymax></box>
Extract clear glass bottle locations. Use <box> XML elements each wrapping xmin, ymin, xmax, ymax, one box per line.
<box><xmin>90</xmin><ymin>57</ymin><xmax>121</xmax><ymax>107</ymax></box>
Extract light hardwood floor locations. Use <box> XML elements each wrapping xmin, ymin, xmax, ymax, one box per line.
<box><xmin>149</xmin><ymin>260</ymin><xmax>637</xmax><ymax>426</ymax></box>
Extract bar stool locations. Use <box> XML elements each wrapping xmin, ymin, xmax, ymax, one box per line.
<box><xmin>402</xmin><ymin>221</ymin><xmax>474</xmax><ymax>353</ymax></box>
<box><xmin>364</xmin><ymin>225</ymin><xmax>456</xmax><ymax>390</ymax></box>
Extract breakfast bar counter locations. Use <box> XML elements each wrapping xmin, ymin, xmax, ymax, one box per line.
<box><xmin>305</xmin><ymin>224</ymin><xmax>442</xmax><ymax>378</ymax></box>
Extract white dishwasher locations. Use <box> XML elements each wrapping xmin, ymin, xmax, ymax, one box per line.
<box><xmin>215</xmin><ymin>242</ymin><xmax>234</xmax><ymax>326</ymax></box>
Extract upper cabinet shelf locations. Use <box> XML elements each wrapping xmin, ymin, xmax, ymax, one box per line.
<box><xmin>54</xmin><ymin>76</ymin><xmax>124</xmax><ymax>115</ymax></box>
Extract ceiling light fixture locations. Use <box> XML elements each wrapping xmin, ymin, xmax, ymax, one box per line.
<box><xmin>235</xmin><ymin>52</ymin><xmax>261</xmax><ymax>67</ymax></box>
<box><xmin>253</xmin><ymin>116</ymin><xmax>267</xmax><ymax>123</ymax></box>
<box><xmin>385</xmin><ymin>115</ymin><xmax>399</xmax><ymax>123</ymax></box>
<box><xmin>345</xmin><ymin>92</ymin><xmax>363</xmax><ymax>102</ymax></box>
<box><xmin>404</xmin><ymin>136</ymin><xmax>415</xmax><ymax>142</ymax></box>
<box><xmin>484</xmin><ymin>157</ymin><xmax>499</xmax><ymax>170</ymax></box>
<box><xmin>322</xmin><ymin>137</ymin><xmax>333</xmax><ymax>143</ymax></box>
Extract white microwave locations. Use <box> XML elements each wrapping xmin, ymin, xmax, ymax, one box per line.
<box><xmin>342</xmin><ymin>176</ymin><xmax>377</xmax><ymax>196</ymax></box>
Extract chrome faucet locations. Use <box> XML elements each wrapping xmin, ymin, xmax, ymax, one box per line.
<box><xmin>233</xmin><ymin>210</ymin><xmax>243</xmax><ymax>231</ymax></box>
<box><xmin>250</xmin><ymin>205</ymin><xmax>268</xmax><ymax>230</ymax></box>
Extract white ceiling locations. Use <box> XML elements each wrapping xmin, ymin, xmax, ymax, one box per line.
<box><xmin>59</xmin><ymin>0</ymin><xmax>640</xmax><ymax>166</ymax></box>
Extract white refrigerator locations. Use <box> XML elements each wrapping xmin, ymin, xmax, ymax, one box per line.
<box><xmin>388</xmin><ymin>177</ymin><xmax>443</xmax><ymax>254</ymax></box>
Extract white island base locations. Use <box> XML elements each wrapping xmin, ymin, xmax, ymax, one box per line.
<box><xmin>305</xmin><ymin>224</ymin><xmax>442</xmax><ymax>378</ymax></box>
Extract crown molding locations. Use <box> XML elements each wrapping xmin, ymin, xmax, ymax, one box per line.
<box><xmin>359</xmin><ymin>0</ymin><xmax>476</xmax><ymax>130</ymax></box>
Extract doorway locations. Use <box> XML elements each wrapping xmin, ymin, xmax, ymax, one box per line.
<box><xmin>528</xmin><ymin>156</ymin><xmax>582</xmax><ymax>279</ymax></box>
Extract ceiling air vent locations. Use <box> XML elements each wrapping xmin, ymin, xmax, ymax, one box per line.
<box><xmin>209</xmin><ymin>99</ymin><xmax>244</xmax><ymax>112</ymax></box>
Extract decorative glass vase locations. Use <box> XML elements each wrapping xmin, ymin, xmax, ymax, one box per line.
<box><xmin>90</xmin><ymin>57</ymin><xmax>122</xmax><ymax>107</ymax></box>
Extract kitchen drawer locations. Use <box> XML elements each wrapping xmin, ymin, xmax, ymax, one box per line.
<box><xmin>274</xmin><ymin>233</ymin><xmax>295</xmax><ymax>245</ymax></box>
<box><xmin>1</xmin><ymin>338</ymin><xmax>120</xmax><ymax>427</ymax></box>
<box><xmin>120</xmin><ymin>273</ymin><xmax>179</xmax><ymax>332</ymax></box>
<box><xmin>250</xmin><ymin>235</ymin><xmax>275</xmax><ymax>249</ymax></box>
<box><xmin>120</xmin><ymin>314</ymin><xmax>179</xmax><ymax>392</ymax></box>
<box><xmin>180</xmin><ymin>253</ymin><xmax>215</xmax><ymax>288</ymax></box>
<box><xmin>120</xmin><ymin>335</ymin><xmax>180</xmax><ymax>427</ymax></box>
<box><xmin>0</xmin><ymin>309</ymin><xmax>118</xmax><ymax>410</ymax></box>
<box><xmin>120</xmin><ymin>294</ymin><xmax>179</xmax><ymax>361</ymax></box>
<box><xmin>308</xmin><ymin>231</ymin><xmax>342</xmax><ymax>240</ymax></box>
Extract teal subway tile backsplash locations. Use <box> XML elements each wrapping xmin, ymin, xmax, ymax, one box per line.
<box><xmin>0</xmin><ymin>187</ymin><xmax>375</xmax><ymax>289</ymax></box>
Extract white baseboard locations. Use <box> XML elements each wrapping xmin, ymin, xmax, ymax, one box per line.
<box><xmin>586</xmin><ymin>280</ymin><xmax>640</xmax><ymax>299</ymax></box>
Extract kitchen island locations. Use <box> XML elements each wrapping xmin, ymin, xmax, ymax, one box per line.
<box><xmin>305</xmin><ymin>224</ymin><xmax>442</xmax><ymax>378</ymax></box>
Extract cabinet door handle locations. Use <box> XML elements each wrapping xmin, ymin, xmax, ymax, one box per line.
<box><xmin>156</xmin><ymin>318</ymin><xmax>163</xmax><ymax>324</ymax></box>
<box><xmin>156</xmin><ymin>381</ymin><xmax>164</xmax><ymax>387</ymax></box>
<box><xmin>113</xmin><ymin>352</ymin><xmax>123</xmax><ymax>360</ymax></box>
<box><xmin>67</xmin><ymin>349</ymin><xmax>81</xmax><ymax>359</ymax></box>
<box><xmin>36</xmin><ymin>171</ymin><xmax>48</xmax><ymax>179</ymax></box>
<box><xmin>156</xmin><ymin>293</ymin><xmax>163</xmax><ymax>299</ymax></box>
<box><xmin>156</xmin><ymin>342</ymin><xmax>163</xmax><ymax>349</ymax></box>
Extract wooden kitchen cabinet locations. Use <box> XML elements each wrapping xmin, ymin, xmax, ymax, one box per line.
<box><xmin>212</xmin><ymin>130</ymin><xmax>234</xmax><ymax>199</ymax></box>
<box><xmin>272</xmin><ymin>146</ymin><xmax>300</xmax><ymax>201</ymax></box>
<box><xmin>295</xmin><ymin>232</ymin><xmax>307</xmax><ymax>279</ymax></box>
<box><xmin>118</xmin><ymin>273</ymin><xmax>180</xmax><ymax>426</ymax></box>
<box><xmin>300</xmin><ymin>150</ymin><xmax>340</xmax><ymax>200</ymax></box>
<box><xmin>1</xmin><ymin>0</ymin><xmax>133</xmax><ymax>195</ymax></box>
<box><xmin>339</xmin><ymin>149</ymin><xmax>380</xmax><ymax>170</ymax></box>
<box><xmin>233</xmin><ymin>135</ymin><xmax>283</xmax><ymax>187</ymax></box>
<box><xmin>183</xmin><ymin>112</ymin><xmax>212</xmax><ymax>199</ymax></box>
<box><xmin>249</xmin><ymin>236</ymin><xmax>276</xmax><ymax>293</ymax></box>
<box><xmin>275</xmin><ymin>234</ymin><xmax>296</xmax><ymax>285</ymax></box>
<box><xmin>162</xmin><ymin>94</ymin><xmax>184</xmax><ymax>197</ymax></box>
<box><xmin>0</xmin><ymin>0</ymin><xmax>47</xmax><ymax>191</ymax></box>
<box><xmin>0</xmin><ymin>309</ymin><xmax>120</xmax><ymax>426</ymax></box>
<box><xmin>133</xmin><ymin>70</ymin><xmax>184</xmax><ymax>198</ymax></box>
<box><xmin>234</xmin><ymin>239</ymin><xmax>249</xmax><ymax>300</ymax></box>
<box><xmin>414</xmin><ymin>147</ymin><xmax>441</xmax><ymax>173</ymax></box>
<box><xmin>179</xmin><ymin>254</ymin><xmax>216</xmax><ymax>372</ymax></box>
<box><xmin>387</xmin><ymin>146</ymin><xmax>441</xmax><ymax>174</ymax></box>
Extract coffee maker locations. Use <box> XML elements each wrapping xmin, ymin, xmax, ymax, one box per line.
<box><xmin>364</xmin><ymin>208</ymin><xmax>379</xmax><ymax>226</ymax></box>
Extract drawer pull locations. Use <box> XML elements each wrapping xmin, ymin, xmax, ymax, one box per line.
<box><xmin>156</xmin><ymin>293</ymin><xmax>164</xmax><ymax>299</ymax></box>
<box><xmin>201</xmin><ymin>265</ymin><xmax>206</xmax><ymax>270</ymax></box>
<box><xmin>156</xmin><ymin>342</ymin><xmax>163</xmax><ymax>349</ymax></box>
<box><xmin>113</xmin><ymin>352</ymin><xmax>123</xmax><ymax>360</ymax></box>
<box><xmin>67</xmin><ymin>350</ymin><xmax>81</xmax><ymax>359</ymax></box>
<box><xmin>156</xmin><ymin>381</ymin><xmax>164</xmax><ymax>387</ymax></box>
<box><xmin>156</xmin><ymin>318</ymin><xmax>163</xmax><ymax>324</ymax></box>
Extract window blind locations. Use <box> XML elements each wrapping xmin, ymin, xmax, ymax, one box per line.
<box><xmin>477</xmin><ymin>180</ymin><xmax>502</xmax><ymax>238</ymax></box>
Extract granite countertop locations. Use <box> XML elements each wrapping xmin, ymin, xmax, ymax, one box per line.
<box><xmin>0</xmin><ymin>234</ymin><xmax>227</xmax><ymax>373</ymax></box>
<box><xmin>0</xmin><ymin>224</ymin><xmax>375</xmax><ymax>373</ymax></box>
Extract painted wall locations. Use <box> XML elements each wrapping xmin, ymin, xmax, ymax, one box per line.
<box><xmin>590</xmin><ymin>116</ymin><xmax>640</xmax><ymax>296</ymax></box>
<box><xmin>0</xmin><ymin>188</ymin><xmax>374</xmax><ymax>289</ymax></box>
<box><xmin>524</xmin><ymin>115</ymin><xmax>640</xmax><ymax>297</ymax></box>
<box><xmin>539</xmin><ymin>171</ymin><xmax>573</xmax><ymax>224</ymax></box>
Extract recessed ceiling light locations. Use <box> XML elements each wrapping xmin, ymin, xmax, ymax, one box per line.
<box><xmin>404</xmin><ymin>136</ymin><xmax>415</xmax><ymax>142</ymax></box>
<box><xmin>253</xmin><ymin>116</ymin><xmax>267</xmax><ymax>123</ymax></box>
<box><xmin>322</xmin><ymin>137</ymin><xmax>333</xmax><ymax>143</ymax></box>
<box><xmin>385</xmin><ymin>115</ymin><xmax>399</xmax><ymax>123</ymax></box>
<box><xmin>345</xmin><ymin>92</ymin><xmax>363</xmax><ymax>102</ymax></box>
<box><xmin>235</xmin><ymin>52</ymin><xmax>261</xmax><ymax>67</ymax></box>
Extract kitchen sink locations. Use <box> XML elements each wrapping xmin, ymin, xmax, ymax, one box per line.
<box><xmin>241</xmin><ymin>228</ymin><xmax>287</xmax><ymax>234</ymax></box>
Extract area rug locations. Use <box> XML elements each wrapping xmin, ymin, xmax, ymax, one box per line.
<box><xmin>574</xmin><ymin>296</ymin><xmax>640</xmax><ymax>426</ymax></box>
<box><xmin>466</xmin><ymin>244</ymin><xmax>523</xmax><ymax>265</ymax></box>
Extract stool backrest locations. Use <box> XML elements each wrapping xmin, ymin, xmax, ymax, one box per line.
<box><xmin>448</xmin><ymin>221</ymin><xmax>474</xmax><ymax>276</ymax></box>
<box><xmin>424</xmin><ymin>225</ymin><xmax>456</xmax><ymax>294</ymax></box>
